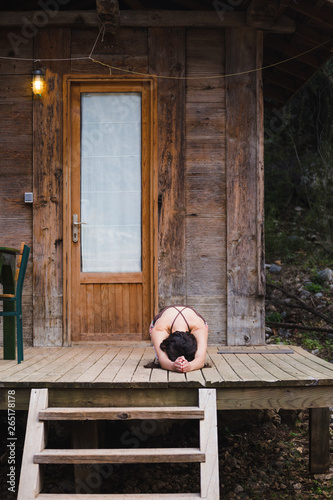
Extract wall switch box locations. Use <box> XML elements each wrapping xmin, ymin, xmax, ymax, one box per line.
<box><xmin>25</xmin><ymin>192</ymin><xmax>33</xmax><ymax>203</ymax></box>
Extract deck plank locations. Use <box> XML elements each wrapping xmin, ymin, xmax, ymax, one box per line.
<box><xmin>12</xmin><ymin>348</ymin><xmax>75</xmax><ymax>382</ymax></box>
<box><xmin>76</xmin><ymin>347</ymin><xmax>121</xmax><ymax>383</ymax></box>
<box><xmin>291</xmin><ymin>345</ymin><xmax>333</xmax><ymax>373</ymax></box>
<box><xmin>150</xmin><ymin>361</ymin><xmax>169</xmax><ymax>384</ymax></box>
<box><xmin>271</xmin><ymin>353</ymin><xmax>331</xmax><ymax>381</ymax></box>
<box><xmin>207</xmin><ymin>349</ymin><xmax>242</xmax><ymax>382</ymax></box>
<box><xmin>94</xmin><ymin>347</ymin><xmax>133</xmax><ymax>383</ymax></box>
<box><xmin>0</xmin><ymin>347</ymin><xmax>52</xmax><ymax>371</ymax></box>
<box><xmin>168</xmin><ymin>370</ymin><xmax>187</xmax><ymax>384</ymax></box>
<box><xmin>0</xmin><ymin>347</ymin><xmax>59</xmax><ymax>373</ymax></box>
<box><xmin>186</xmin><ymin>368</ymin><xmax>206</xmax><ymax>386</ymax></box>
<box><xmin>57</xmin><ymin>347</ymin><xmax>111</xmax><ymax>383</ymax></box>
<box><xmin>248</xmin><ymin>353</ymin><xmax>299</xmax><ymax>382</ymax></box>
<box><xmin>261</xmin><ymin>353</ymin><xmax>321</xmax><ymax>381</ymax></box>
<box><xmin>204</xmin><ymin>348</ymin><xmax>224</xmax><ymax>384</ymax></box>
<box><xmin>39</xmin><ymin>348</ymin><xmax>97</xmax><ymax>383</ymax></box>
<box><xmin>113</xmin><ymin>348</ymin><xmax>145</xmax><ymax>383</ymax></box>
<box><xmin>284</xmin><ymin>351</ymin><xmax>333</xmax><ymax>378</ymax></box>
<box><xmin>234</xmin><ymin>353</ymin><xmax>279</xmax><ymax>383</ymax></box>
<box><xmin>0</xmin><ymin>345</ymin><xmax>333</xmax><ymax>392</ymax></box>
<box><xmin>1</xmin><ymin>348</ymin><xmax>65</xmax><ymax>381</ymax></box>
<box><xmin>220</xmin><ymin>354</ymin><xmax>261</xmax><ymax>381</ymax></box>
<box><xmin>130</xmin><ymin>346</ymin><xmax>156</xmax><ymax>384</ymax></box>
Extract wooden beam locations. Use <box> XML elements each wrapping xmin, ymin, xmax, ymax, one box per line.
<box><xmin>263</xmin><ymin>53</ymin><xmax>315</xmax><ymax>81</ymax></box>
<box><xmin>96</xmin><ymin>0</ymin><xmax>120</xmax><ymax>34</ymax></box>
<box><xmin>0</xmin><ymin>10</ymin><xmax>295</xmax><ymax>31</ymax></box>
<box><xmin>309</xmin><ymin>408</ymin><xmax>330</xmax><ymax>473</ymax></box>
<box><xmin>246</xmin><ymin>0</ymin><xmax>281</xmax><ymax>28</ymax></box>
<box><xmin>288</xmin><ymin>0</ymin><xmax>333</xmax><ymax>31</ymax></box>
<box><xmin>34</xmin><ymin>447</ymin><xmax>205</xmax><ymax>464</ymax></box>
<box><xmin>17</xmin><ymin>389</ymin><xmax>48</xmax><ymax>500</ymax></box>
<box><xmin>295</xmin><ymin>23</ymin><xmax>333</xmax><ymax>53</ymax></box>
<box><xmin>225</xmin><ymin>28</ymin><xmax>265</xmax><ymax>346</ymax></box>
<box><xmin>264</xmin><ymin>36</ymin><xmax>320</xmax><ymax>68</ymax></box>
<box><xmin>148</xmin><ymin>28</ymin><xmax>186</xmax><ymax>307</ymax></box>
<box><xmin>262</xmin><ymin>83</ymin><xmax>292</xmax><ymax>105</ymax></box>
<box><xmin>263</xmin><ymin>69</ymin><xmax>302</xmax><ymax>92</ymax></box>
<box><xmin>33</xmin><ymin>28</ymin><xmax>71</xmax><ymax>347</ymax></box>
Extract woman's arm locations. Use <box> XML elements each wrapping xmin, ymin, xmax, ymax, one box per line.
<box><xmin>181</xmin><ymin>325</ymin><xmax>208</xmax><ymax>372</ymax></box>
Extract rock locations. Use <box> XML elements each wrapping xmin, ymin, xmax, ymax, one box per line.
<box><xmin>279</xmin><ymin>329</ymin><xmax>291</xmax><ymax>339</ymax></box>
<box><xmin>315</xmin><ymin>292</ymin><xmax>324</xmax><ymax>298</ymax></box>
<box><xmin>293</xmin><ymin>483</ymin><xmax>302</xmax><ymax>490</ymax></box>
<box><xmin>300</xmin><ymin>290</ymin><xmax>311</xmax><ymax>299</ymax></box>
<box><xmin>269</xmin><ymin>264</ymin><xmax>282</xmax><ymax>273</ymax></box>
<box><xmin>295</xmin><ymin>206</ymin><xmax>303</xmax><ymax>212</ymax></box>
<box><xmin>311</xmin><ymin>349</ymin><xmax>320</xmax><ymax>356</ymax></box>
<box><xmin>234</xmin><ymin>484</ymin><xmax>244</xmax><ymax>494</ymax></box>
<box><xmin>318</xmin><ymin>268</ymin><xmax>333</xmax><ymax>284</ymax></box>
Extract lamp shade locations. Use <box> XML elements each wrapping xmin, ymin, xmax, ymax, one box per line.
<box><xmin>32</xmin><ymin>70</ymin><xmax>45</xmax><ymax>96</ymax></box>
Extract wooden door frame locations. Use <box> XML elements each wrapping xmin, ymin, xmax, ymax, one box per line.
<box><xmin>63</xmin><ymin>74</ymin><xmax>158</xmax><ymax>345</ymax></box>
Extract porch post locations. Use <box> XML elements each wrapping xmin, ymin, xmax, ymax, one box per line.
<box><xmin>33</xmin><ymin>28</ymin><xmax>70</xmax><ymax>346</ymax></box>
<box><xmin>225</xmin><ymin>28</ymin><xmax>265</xmax><ymax>345</ymax></box>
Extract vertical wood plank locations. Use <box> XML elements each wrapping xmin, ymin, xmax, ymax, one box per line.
<box><xmin>148</xmin><ymin>27</ymin><xmax>186</xmax><ymax>307</ymax></box>
<box><xmin>17</xmin><ymin>388</ymin><xmax>48</xmax><ymax>499</ymax></box>
<box><xmin>86</xmin><ymin>284</ymin><xmax>94</xmax><ymax>335</ymax></box>
<box><xmin>137</xmin><ymin>284</ymin><xmax>143</xmax><ymax>334</ymax></box>
<box><xmin>185</xmin><ymin>29</ymin><xmax>226</xmax><ymax>344</ymax></box>
<box><xmin>129</xmin><ymin>284</ymin><xmax>138</xmax><ymax>333</ymax></box>
<box><xmin>199</xmin><ymin>388</ymin><xmax>219</xmax><ymax>500</ymax></box>
<box><xmin>122</xmin><ymin>284</ymin><xmax>130</xmax><ymax>333</ymax></box>
<box><xmin>225</xmin><ymin>28</ymin><xmax>265</xmax><ymax>346</ymax></box>
<box><xmin>33</xmin><ymin>28</ymin><xmax>70</xmax><ymax>346</ymax></box>
<box><xmin>309</xmin><ymin>407</ymin><xmax>330</xmax><ymax>473</ymax></box>
<box><xmin>109</xmin><ymin>285</ymin><xmax>116</xmax><ymax>333</ymax></box>
<box><xmin>100</xmin><ymin>284</ymin><xmax>108</xmax><ymax>334</ymax></box>
<box><xmin>94</xmin><ymin>284</ymin><xmax>102</xmax><ymax>334</ymax></box>
<box><xmin>115</xmin><ymin>284</ymin><xmax>123</xmax><ymax>332</ymax></box>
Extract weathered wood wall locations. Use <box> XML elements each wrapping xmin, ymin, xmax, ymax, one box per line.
<box><xmin>0</xmin><ymin>22</ymin><xmax>264</xmax><ymax>346</ymax></box>
<box><xmin>0</xmin><ymin>28</ymin><xmax>33</xmax><ymax>345</ymax></box>
<box><xmin>185</xmin><ymin>28</ymin><xmax>226</xmax><ymax>342</ymax></box>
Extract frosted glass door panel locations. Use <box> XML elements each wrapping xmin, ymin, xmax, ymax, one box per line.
<box><xmin>80</xmin><ymin>93</ymin><xmax>142</xmax><ymax>272</ymax></box>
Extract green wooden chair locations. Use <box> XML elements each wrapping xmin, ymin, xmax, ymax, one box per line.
<box><xmin>0</xmin><ymin>243</ymin><xmax>30</xmax><ymax>364</ymax></box>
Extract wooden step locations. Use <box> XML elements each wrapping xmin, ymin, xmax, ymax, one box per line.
<box><xmin>34</xmin><ymin>447</ymin><xmax>205</xmax><ymax>464</ymax></box>
<box><xmin>18</xmin><ymin>388</ymin><xmax>219</xmax><ymax>499</ymax></box>
<box><xmin>39</xmin><ymin>407</ymin><xmax>205</xmax><ymax>421</ymax></box>
<box><xmin>36</xmin><ymin>494</ymin><xmax>201</xmax><ymax>499</ymax></box>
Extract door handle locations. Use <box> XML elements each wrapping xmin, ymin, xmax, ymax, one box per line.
<box><xmin>72</xmin><ymin>213</ymin><xmax>86</xmax><ymax>243</ymax></box>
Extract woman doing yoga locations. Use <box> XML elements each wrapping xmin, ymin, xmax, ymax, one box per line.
<box><xmin>149</xmin><ymin>306</ymin><xmax>208</xmax><ymax>373</ymax></box>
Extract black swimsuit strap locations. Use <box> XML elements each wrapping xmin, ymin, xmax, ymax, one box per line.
<box><xmin>152</xmin><ymin>305</ymin><xmax>206</xmax><ymax>332</ymax></box>
<box><xmin>170</xmin><ymin>307</ymin><xmax>190</xmax><ymax>334</ymax></box>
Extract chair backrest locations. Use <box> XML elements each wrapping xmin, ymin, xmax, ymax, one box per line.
<box><xmin>15</xmin><ymin>244</ymin><xmax>30</xmax><ymax>300</ymax></box>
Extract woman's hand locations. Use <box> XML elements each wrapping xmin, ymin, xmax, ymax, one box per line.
<box><xmin>173</xmin><ymin>356</ymin><xmax>191</xmax><ymax>372</ymax></box>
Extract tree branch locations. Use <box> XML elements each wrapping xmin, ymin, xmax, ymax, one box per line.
<box><xmin>266</xmin><ymin>321</ymin><xmax>333</xmax><ymax>334</ymax></box>
<box><xmin>267</xmin><ymin>281</ymin><xmax>333</xmax><ymax>325</ymax></box>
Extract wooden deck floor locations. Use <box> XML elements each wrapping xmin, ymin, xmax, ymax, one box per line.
<box><xmin>1</xmin><ymin>344</ymin><xmax>333</xmax><ymax>411</ymax></box>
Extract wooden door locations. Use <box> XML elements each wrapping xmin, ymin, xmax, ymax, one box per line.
<box><xmin>64</xmin><ymin>77</ymin><xmax>157</xmax><ymax>343</ymax></box>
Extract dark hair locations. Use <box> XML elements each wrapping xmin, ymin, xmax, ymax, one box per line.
<box><xmin>160</xmin><ymin>331</ymin><xmax>197</xmax><ymax>362</ymax></box>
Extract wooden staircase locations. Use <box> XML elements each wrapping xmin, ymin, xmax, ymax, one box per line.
<box><xmin>18</xmin><ymin>388</ymin><xmax>219</xmax><ymax>499</ymax></box>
